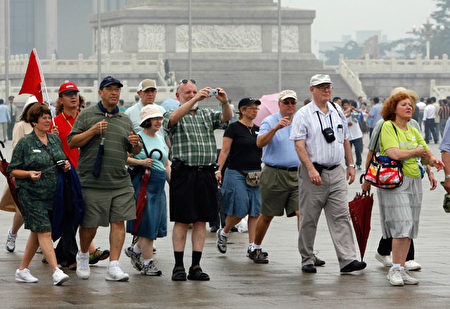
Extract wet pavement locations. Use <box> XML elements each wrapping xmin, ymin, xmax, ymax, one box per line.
<box><xmin>0</xmin><ymin>135</ymin><xmax>450</xmax><ymax>308</ymax></box>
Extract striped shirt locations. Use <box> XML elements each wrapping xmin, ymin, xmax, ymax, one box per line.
<box><xmin>68</xmin><ymin>104</ymin><xmax>134</xmax><ymax>189</ymax></box>
<box><xmin>163</xmin><ymin>108</ymin><xmax>224</xmax><ymax>166</ymax></box>
<box><xmin>290</xmin><ymin>101</ymin><xmax>349</xmax><ymax>166</ymax></box>
<box><xmin>439</xmin><ymin>105</ymin><xmax>450</xmax><ymax>120</ymax></box>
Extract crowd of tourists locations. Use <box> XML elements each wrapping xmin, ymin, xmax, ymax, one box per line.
<box><xmin>1</xmin><ymin>72</ymin><xmax>449</xmax><ymax>288</ymax></box>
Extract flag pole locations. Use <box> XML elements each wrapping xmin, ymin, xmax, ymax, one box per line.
<box><xmin>33</xmin><ymin>48</ymin><xmax>55</xmax><ymax>126</ymax></box>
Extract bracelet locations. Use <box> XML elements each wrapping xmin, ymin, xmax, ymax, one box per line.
<box><xmin>348</xmin><ymin>164</ymin><xmax>355</xmax><ymax>168</ymax></box>
<box><xmin>215</xmin><ymin>170</ymin><xmax>221</xmax><ymax>174</ymax></box>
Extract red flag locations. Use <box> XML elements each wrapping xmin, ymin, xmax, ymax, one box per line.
<box><xmin>18</xmin><ymin>49</ymin><xmax>44</xmax><ymax>103</ymax></box>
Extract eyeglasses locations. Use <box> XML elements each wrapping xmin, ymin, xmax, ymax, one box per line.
<box><xmin>314</xmin><ymin>85</ymin><xmax>333</xmax><ymax>91</ymax></box>
<box><xmin>246</xmin><ymin>107</ymin><xmax>260</xmax><ymax>110</ymax></box>
<box><xmin>281</xmin><ymin>100</ymin><xmax>297</xmax><ymax>105</ymax></box>
<box><xmin>179</xmin><ymin>79</ymin><xmax>196</xmax><ymax>85</ymax></box>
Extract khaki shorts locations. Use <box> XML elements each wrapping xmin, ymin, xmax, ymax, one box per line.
<box><xmin>260</xmin><ymin>165</ymin><xmax>299</xmax><ymax>217</ymax></box>
<box><xmin>81</xmin><ymin>186</ymin><xmax>136</xmax><ymax>228</ymax></box>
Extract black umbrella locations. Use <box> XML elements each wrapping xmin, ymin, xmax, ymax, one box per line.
<box><xmin>92</xmin><ymin>125</ymin><xmax>105</xmax><ymax>178</ymax></box>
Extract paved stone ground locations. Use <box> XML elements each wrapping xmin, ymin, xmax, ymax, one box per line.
<box><xmin>0</xmin><ymin>134</ymin><xmax>450</xmax><ymax>308</ymax></box>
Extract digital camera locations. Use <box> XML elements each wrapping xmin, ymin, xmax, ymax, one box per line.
<box><xmin>209</xmin><ymin>89</ymin><xmax>218</xmax><ymax>97</ymax></box>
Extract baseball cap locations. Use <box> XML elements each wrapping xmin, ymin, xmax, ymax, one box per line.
<box><xmin>310</xmin><ymin>74</ymin><xmax>333</xmax><ymax>87</ymax></box>
<box><xmin>139</xmin><ymin>79</ymin><xmax>157</xmax><ymax>91</ymax></box>
<box><xmin>238</xmin><ymin>97</ymin><xmax>261</xmax><ymax>109</ymax></box>
<box><xmin>140</xmin><ymin>105</ymin><xmax>163</xmax><ymax>126</ymax></box>
<box><xmin>279</xmin><ymin>90</ymin><xmax>297</xmax><ymax>101</ymax></box>
<box><xmin>99</xmin><ymin>76</ymin><xmax>123</xmax><ymax>90</ymax></box>
<box><xmin>58</xmin><ymin>82</ymin><xmax>79</xmax><ymax>95</ymax></box>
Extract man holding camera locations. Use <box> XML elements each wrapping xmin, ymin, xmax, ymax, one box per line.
<box><xmin>163</xmin><ymin>79</ymin><xmax>232</xmax><ymax>281</ymax></box>
<box><xmin>290</xmin><ymin>74</ymin><xmax>366</xmax><ymax>274</ymax></box>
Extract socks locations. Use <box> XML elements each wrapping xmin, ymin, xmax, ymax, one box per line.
<box><xmin>391</xmin><ymin>263</ymin><xmax>401</xmax><ymax>270</ymax></box>
<box><xmin>221</xmin><ymin>229</ymin><xmax>229</xmax><ymax>238</ymax></box>
<box><xmin>254</xmin><ymin>244</ymin><xmax>262</xmax><ymax>250</ymax></box>
<box><xmin>174</xmin><ymin>251</ymin><xmax>184</xmax><ymax>267</ymax></box>
<box><xmin>109</xmin><ymin>260</ymin><xmax>119</xmax><ymax>268</ymax></box>
<box><xmin>143</xmin><ymin>259</ymin><xmax>153</xmax><ymax>266</ymax></box>
<box><xmin>192</xmin><ymin>251</ymin><xmax>202</xmax><ymax>267</ymax></box>
<box><xmin>133</xmin><ymin>244</ymin><xmax>141</xmax><ymax>254</ymax></box>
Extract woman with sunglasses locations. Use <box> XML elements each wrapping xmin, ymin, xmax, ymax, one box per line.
<box><xmin>216</xmin><ymin>98</ymin><xmax>262</xmax><ymax>258</ymax></box>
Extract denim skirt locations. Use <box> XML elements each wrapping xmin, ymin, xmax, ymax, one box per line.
<box><xmin>221</xmin><ymin>168</ymin><xmax>261</xmax><ymax>218</ymax></box>
<box><xmin>126</xmin><ymin>169</ymin><xmax>167</xmax><ymax>240</ymax></box>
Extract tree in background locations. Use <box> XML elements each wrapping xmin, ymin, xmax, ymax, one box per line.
<box><xmin>430</xmin><ymin>0</ymin><xmax>450</xmax><ymax>57</ymax></box>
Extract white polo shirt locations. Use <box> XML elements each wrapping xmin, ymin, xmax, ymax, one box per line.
<box><xmin>290</xmin><ymin>101</ymin><xmax>348</xmax><ymax>166</ymax></box>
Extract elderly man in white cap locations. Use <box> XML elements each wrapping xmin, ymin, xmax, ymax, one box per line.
<box><xmin>290</xmin><ymin>74</ymin><xmax>366</xmax><ymax>274</ymax></box>
<box><xmin>251</xmin><ymin>89</ymin><xmax>325</xmax><ymax>266</ymax></box>
<box><xmin>125</xmin><ymin>79</ymin><xmax>166</xmax><ymax>134</ymax></box>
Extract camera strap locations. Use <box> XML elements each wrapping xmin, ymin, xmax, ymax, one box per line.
<box><xmin>315</xmin><ymin>111</ymin><xmax>333</xmax><ymax>131</ymax></box>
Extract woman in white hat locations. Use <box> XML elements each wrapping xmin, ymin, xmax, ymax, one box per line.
<box><xmin>124</xmin><ymin>104</ymin><xmax>170</xmax><ymax>276</ymax></box>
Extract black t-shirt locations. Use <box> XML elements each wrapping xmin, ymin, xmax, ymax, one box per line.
<box><xmin>223</xmin><ymin>121</ymin><xmax>262</xmax><ymax>171</ymax></box>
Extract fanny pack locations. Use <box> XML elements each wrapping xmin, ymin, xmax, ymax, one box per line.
<box><xmin>237</xmin><ymin>170</ymin><xmax>261</xmax><ymax>187</ymax></box>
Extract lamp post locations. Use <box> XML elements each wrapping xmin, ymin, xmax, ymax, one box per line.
<box><xmin>412</xmin><ymin>19</ymin><xmax>444</xmax><ymax>59</ymax></box>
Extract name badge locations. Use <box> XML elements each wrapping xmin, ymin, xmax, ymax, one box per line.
<box><xmin>32</xmin><ymin>149</ymin><xmax>41</xmax><ymax>153</ymax></box>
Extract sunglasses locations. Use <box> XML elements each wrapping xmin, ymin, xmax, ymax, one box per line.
<box><xmin>179</xmin><ymin>79</ymin><xmax>196</xmax><ymax>85</ymax></box>
<box><xmin>281</xmin><ymin>100</ymin><xmax>297</xmax><ymax>105</ymax></box>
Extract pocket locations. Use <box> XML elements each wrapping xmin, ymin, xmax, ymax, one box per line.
<box><xmin>336</xmin><ymin>125</ymin><xmax>344</xmax><ymax>144</ymax></box>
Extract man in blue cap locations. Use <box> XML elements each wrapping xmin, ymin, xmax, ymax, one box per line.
<box><xmin>68</xmin><ymin>76</ymin><xmax>142</xmax><ymax>282</ymax></box>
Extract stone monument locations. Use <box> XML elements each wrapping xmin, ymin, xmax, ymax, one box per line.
<box><xmin>88</xmin><ymin>0</ymin><xmax>333</xmax><ymax>101</ymax></box>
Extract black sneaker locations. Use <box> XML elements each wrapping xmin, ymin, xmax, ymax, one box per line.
<box><xmin>301</xmin><ymin>264</ymin><xmax>317</xmax><ymax>273</ymax></box>
<box><xmin>340</xmin><ymin>260</ymin><xmax>367</xmax><ymax>274</ymax></box>
<box><xmin>313</xmin><ymin>254</ymin><xmax>326</xmax><ymax>267</ymax></box>
<box><xmin>187</xmin><ymin>265</ymin><xmax>210</xmax><ymax>281</ymax></box>
<box><xmin>248</xmin><ymin>249</ymin><xmax>269</xmax><ymax>264</ymax></box>
<box><xmin>247</xmin><ymin>247</ymin><xmax>268</xmax><ymax>258</ymax></box>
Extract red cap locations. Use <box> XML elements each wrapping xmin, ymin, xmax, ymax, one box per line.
<box><xmin>58</xmin><ymin>82</ymin><xmax>79</xmax><ymax>95</ymax></box>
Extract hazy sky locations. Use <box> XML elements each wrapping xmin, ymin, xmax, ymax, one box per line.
<box><xmin>283</xmin><ymin>0</ymin><xmax>437</xmax><ymax>43</ymax></box>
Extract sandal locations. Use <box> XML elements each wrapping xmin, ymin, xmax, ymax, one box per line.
<box><xmin>171</xmin><ymin>266</ymin><xmax>187</xmax><ymax>281</ymax></box>
<box><xmin>89</xmin><ymin>248</ymin><xmax>110</xmax><ymax>265</ymax></box>
<box><xmin>187</xmin><ymin>265</ymin><xmax>210</xmax><ymax>281</ymax></box>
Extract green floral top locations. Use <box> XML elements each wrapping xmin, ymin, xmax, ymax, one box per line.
<box><xmin>7</xmin><ymin>130</ymin><xmax>66</xmax><ymax>201</ymax></box>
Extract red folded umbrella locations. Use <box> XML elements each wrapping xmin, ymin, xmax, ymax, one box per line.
<box><xmin>0</xmin><ymin>142</ymin><xmax>22</xmax><ymax>213</ymax></box>
<box><xmin>349</xmin><ymin>192</ymin><xmax>374</xmax><ymax>260</ymax></box>
<box><xmin>133</xmin><ymin>149</ymin><xmax>163</xmax><ymax>234</ymax></box>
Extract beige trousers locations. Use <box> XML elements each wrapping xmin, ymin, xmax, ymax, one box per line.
<box><xmin>298</xmin><ymin>164</ymin><xmax>356</xmax><ymax>269</ymax></box>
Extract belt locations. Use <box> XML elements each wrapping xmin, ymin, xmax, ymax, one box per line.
<box><xmin>265</xmin><ymin>164</ymin><xmax>298</xmax><ymax>172</ymax></box>
<box><xmin>313</xmin><ymin>163</ymin><xmax>339</xmax><ymax>171</ymax></box>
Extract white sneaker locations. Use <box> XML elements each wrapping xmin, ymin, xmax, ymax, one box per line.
<box><xmin>15</xmin><ymin>268</ymin><xmax>38</xmax><ymax>283</ymax></box>
<box><xmin>375</xmin><ymin>253</ymin><xmax>393</xmax><ymax>267</ymax></box>
<box><xmin>6</xmin><ymin>229</ymin><xmax>17</xmax><ymax>252</ymax></box>
<box><xmin>404</xmin><ymin>260</ymin><xmax>421</xmax><ymax>271</ymax></box>
<box><xmin>76</xmin><ymin>252</ymin><xmax>90</xmax><ymax>279</ymax></box>
<box><xmin>52</xmin><ymin>268</ymin><xmax>69</xmax><ymax>286</ymax></box>
<box><xmin>387</xmin><ymin>268</ymin><xmax>404</xmax><ymax>286</ymax></box>
<box><xmin>400</xmin><ymin>269</ymin><xmax>419</xmax><ymax>285</ymax></box>
<box><xmin>105</xmin><ymin>265</ymin><xmax>129</xmax><ymax>281</ymax></box>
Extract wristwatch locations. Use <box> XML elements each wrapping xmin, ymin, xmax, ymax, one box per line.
<box><xmin>445</xmin><ymin>175</ymin><xmax>450</xmax><ymax>179</ymax></box>
<box><xmin>348</xmin><ymin>164</ymin><xmax>356</xmax><ymax>168</ymax></box>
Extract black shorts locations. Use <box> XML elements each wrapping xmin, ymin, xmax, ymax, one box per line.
<box><xmin>169</xmin><ymin>160</ymin><xmax>218</xmax><ymax>224</ymax></box>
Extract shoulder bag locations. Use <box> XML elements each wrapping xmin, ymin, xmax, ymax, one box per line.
<box><xmin>363</xmin><ymin>122</ymin><xmax>403</xmax><ymax>189</ymax></box>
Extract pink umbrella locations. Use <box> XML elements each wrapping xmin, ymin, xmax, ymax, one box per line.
<box><xmin>253</xmin><ymin>93</ymin><xmax>279</xmax><ymax>126</ymax></box>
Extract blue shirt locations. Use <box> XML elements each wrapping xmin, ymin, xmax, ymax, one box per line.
<box><xmin>258</xmin><ymin>112</ymin><xmax>299</xmax><ymax>168</ymax></box>
<box><xmin>369</xmin><ymin>103</ymin><xmax>382</xmax><ymax>129</ymax></box>
<box><xmin>440</xmin><ymin>118</ymin><xmax>450</xmax><ymax>152</ymax></box>
<box><xmin>0</xmin><ymin>104</ymin><xmax>11</xmax><ymax>123</ymax></box>
<box><xmin>133</xmin><ymin>131</ymin><xmax>168</xmax><ymax>171</ymax></box>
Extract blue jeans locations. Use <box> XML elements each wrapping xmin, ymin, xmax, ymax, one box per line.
<box><xmin>350</xmin><ymin>137</ymin><xmax>363</xmax><ymax>167</ymax></box>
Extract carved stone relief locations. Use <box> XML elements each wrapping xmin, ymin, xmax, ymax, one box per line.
<box><xmin>271</xmin><ymin>26</ymin><xmax>299</xmax><ymax>52</ymax></box>
<box><xmin>138</xmin><ymin>25</ymin><xmax>166</xmax><ymax>52</ymax></box>
<box><xmin>176</xmin><ymin>25</ymin><xmax>262</xmax><ymax>52</ymax></box>
<box><xmin>110</xmin><ymin>26</ymin><xmax>124</xmax><ymax>53</ymax></box>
